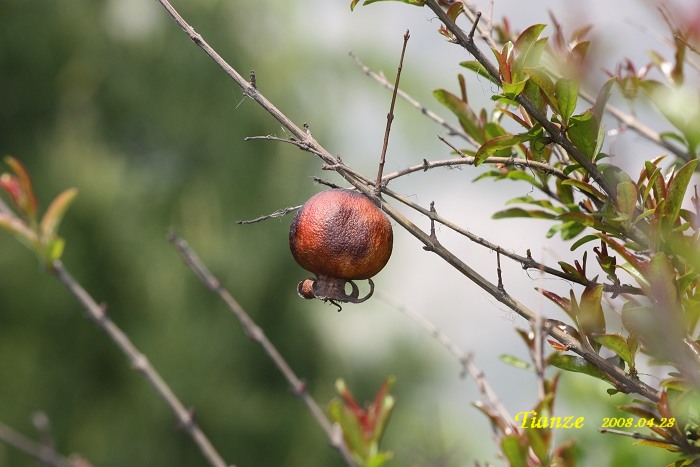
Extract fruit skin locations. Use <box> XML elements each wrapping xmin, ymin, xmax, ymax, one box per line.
<box><xmin>289</xmin><ymin>189</ymin><xmax>393</xmax><ymax>304</ymax></box>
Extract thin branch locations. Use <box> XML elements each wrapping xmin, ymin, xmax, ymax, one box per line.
<box><xmin>375</xmin><ymin>30</ymin><xmax>410</xmax><ymax>196</ymax></box>
<box><xmin>379</xmin><ymin>186</ymin><xmax>643</xmax><ymax>296</ymax></box>
<box><xmin>435</xmin><ymin>135</ymin><xmax>569</xmax><ymax>179</ymax></box>
<box><xmin>156</xmin><ymin>0</ymin><xmax>336</xmax><ymax>167</ymax></box>
<box><xmin>236</xmin><ymin>205</ymin><xmax>300</xmax><ymax>224</ymax></box>
<box><xmin>32</xmin><ymin>412</ymin><xmax>57</xmax><ymax>467</ymax></box>
<box><xmin>425</xmin><ymin>0</ymin><xmax>617</xmax><ymax>205</ymax></box>
<box><xmin>244</xmin><ymin>134</ymin><xmax>327</xmax><ymax>159</ymax></box>
<box><xmin>375</xmin><ymin>293</ymin><xmax>514</xmax><ymax>432</ymax></box>
<box><xmin>155</xmin><ymin>0</ymin><xmax>658</xmax><ymax>402</ymax></box>
<box><xmin>0</xmin><ymin>420</ymin><xmax>89</xmax><ymax>467</ymax></box>
<box><xmin>578</xmin><ymin>90</ymin><xmax>691</xmax><ymax>162</ymax></box>
<box><xmin>349</xmin><ymin>51</ymin><xmax>476</xmax><ymax>146</ymax></box>
<box><xmin>599</xmin><ymin>427</ymin><xmax>683</xmax><ymax>445</ymax></box>
<box><xmin>49</xmin><ymin>261</ymin><xmax>227</xmax><ymax>467</ymax></box>
<box><xmin>458</xmin><ymin>0</ymin><xmax>692</xmax><ymax>162</ymax></box>
<box><xmin>167</xmin><ymin>230</ymin><xmax>356</xmax><ymax>467</ymax></box>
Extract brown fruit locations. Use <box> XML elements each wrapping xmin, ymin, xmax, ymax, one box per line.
<box><xmin>289</xmin><ymin>188</ymin><xmax>393</xmax><ymax>305</ymax></box>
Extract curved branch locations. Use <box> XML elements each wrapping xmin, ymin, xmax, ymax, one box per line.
<box><xmin>378</xmin><ymin>184</ymin><xmax>642</xmax><ymax>295</ymax></box>
<box><xmin>349</xmin><ymin>51</ymin><xmax>477</xmax><ymax>146</ymax></box>
<box><xmin>156</xmin><ymin>0</ymin><xmax>659</xmax><ymax>403</ymax></box>
<box><xmin>50</xmin><ymin>261</ymin><xmax>227</xmax><ymax>467</ymax></box>
<box><xmin>380</xmin><ymin>152</ymin><xmax>569</xmax><ymax>183</ymax></box>
<box><xmin>168</xmin><ymin>230</ymin><xmax>357</xmax><ymax>466</ymax></box>
<box><xmin>0</xmin><ymin>420</ymin><xmax>84</xmax><ymax>467</ymax></box>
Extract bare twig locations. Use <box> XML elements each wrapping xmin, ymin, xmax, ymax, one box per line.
<box><xmin>49</xmin><ymin>261</ymin><xmax>227</xmax><ymax>467</ymax></box>
<box><xmin>380</xmin><ymin>186</ymin><xmax>643</xmax><ymax>295</ymax></box>
<box><xmin>0</xmin><ymin>420</ymin><xmax>89</xmax><ymax>467</ymax></box>
<box><xmin>349</xmin><ymin>52</ymin><xmax>476</xmax><ymax>145</ymax></box>
<box><xmin>376</xmin><ymin>293</ymin><xmax>514</xmax><ymax>432</ymax></box>
<box><xmin>236</xmin><ymin>205</ymin><xmax>300</xmax><ymax>224</ymax></box>
<box><xmin>435</xmin><ymin>135</ymin><xmax>570</xmax><ymax>179</ymax></box>
<box><xmin>155</xmin><ymin>0</ymin><xmax>659</xmax><ymax>402</ymax></box>
<box><xmin>599</xmin><ymin>427</ymin><xmax>683</xmax><ymax>445</ymax></box>
<box><xmin>32</xmin><ymin>412</ymin><xmax>57</xmax><ymax>467</ymax></box>
<box><xmin>579</xmin><ymin>90</ymin><xmax>691</xmax><ymax>162</ymax></box>
<box><xmin>375</xmin><ymin>30</ymin><xmax>410</xmax><ymax>196</ymax></box>
<box><xmin>167</xmin><ymin>229</ymin><xmax>356</xmax><ymax>467</ymax></box>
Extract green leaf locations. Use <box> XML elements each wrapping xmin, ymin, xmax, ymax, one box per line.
<box><xmin>366</xmin><ymin>452</ymin><xmax>393</xmax><ymax>467</ymax></box>
<box><xmin>354</xmin><ymin>0</ymin><xmax>425</xmax><ymax>9</ymax></box>
<box><xmin>483</xmin><ymin>122</ymin><xmax>507</xmax><ymax>140</ymax></box>
<box><xmin>554</xmin><ymin>78</ymin><xmax>579</xmax><ymax>124</ymax></box>
<box><xmin>524</xmin><ymin>67</ymin><xmax>556</xmax><ymax>107</ymax></box>
<box><xmin>547</xmin><ymin>353</ymin><xmax>612</xmax><ymax>384</ymax></box>
<box><xmin>502</xmin><ymin>79</ymin><xmax>528</xmax><ymax>98</ymax></box>
<box><xmin>570</xmin><ymin>233</ymin><xmax>599</xmax><ymax>251</ymax></box>
<box><xmin>567</xmin><ymin>110</ymin><xmax>598</xmax><ymax>158</ymax></box>
<box><xmin>44</xmin><ymin>237</ymin><xmax>66</xmax><ymax>263</ymax></box>
<box><xmin>579</xmin><ymin>284</ymin><xmax>606</xmax><ymax>347</ymax></box>
<box><xmin>615</xmin><ymin>181</ymin><xmax>637</xmax><ymax>225</ymax></box>
<box><xmin>501</xmin><ymin>435</ymin><xmax>528</xmax><ymax>467</ymax></box>
<box><xmin>522</xmin><ymin>78</ymin><xmax>548</xmax><ymax>116</ymax></box>
<box><xmin>328</xmin><ymin>398</ymin><xmax>366</xmax><ymax>458</ymax></box>
<box><xmin>557</xmin><ymin>211</ymin><xmax>596</xmax><ymax>227</ymax></box>
<box><xmin>559</xmin><ymin>220</ymin><xmax>587</xmax><ymax>240</ymax></box>
<box><xmin>499</xmin><ymin>354</ymin><xmax>534</xmax><ymax>371</ymax></box>
<box><xmin>592</xmin><ymin>78</ymin><xmax>616</xmax><ymax>125</ymax></box>
<box><xmin>475</xmin><ymin>133</ymin><xmax>533</xmax><ymax>164</ymax></box>
<box><xmin>592</xmin><ymin>333</ymin><xmax>635</xmax><ymax>369</ymax></box>
<box><xmin>513</xmin><ymin>24</ymin><xmax>547</xmax><ymax>79</ymax></box>
<box><xmin>667</xmin><ymin>159</ymin><xmax>699</xmax><ymax>223</ymax></box>
<box><xmin>433</xmin><ymin>89</ymin><xmax>484</xmax><ymax>143</ymax></box>
<box><xmin>492</xmin><ymin>207</ymin><xmax>556</xmax><ymax>220</ymax></box>
<box><xmin>646</xmin><ymin>253</ymin><xmax>678</xmax><ymax>309</ymax></box>
<box><xmin>459</xmin><ymin>60</ymin><xmax>498</xmax><ymax>84</ymax></box>
<box><xmin>560</xmin><ymin>179</ymin><xmax>606</xmax><ymax>201</ymax></box>
<box><xmin>40</xmin><ymin>188</ymin><xmax>78</xmax><ymax>239</ymax></box>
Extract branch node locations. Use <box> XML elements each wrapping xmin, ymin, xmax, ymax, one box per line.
<box><xmin>176</xmin><ymin>407</ymin><xmax>197</xmax><ymax>431</ymax></box>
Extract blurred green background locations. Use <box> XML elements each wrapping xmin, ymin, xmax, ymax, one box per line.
<box><xmin>2</xmin><ymin>0</ymin><xmax>353</xmax><ymax>465</ymax></box>
<box><xmin>0</xmin><ymin>0</ymin><xmax>684</xmax><ymax>466</ymax></box>
<box><xmin>1</xmin><ymin>0</ymin><xmax>450</xmax><ymax>465</ymax></box>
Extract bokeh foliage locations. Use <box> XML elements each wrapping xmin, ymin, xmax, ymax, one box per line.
<box><xmin>0</xmin><ymin>1</ymin><xmax>353</xmax><ymax>465</ymax></box>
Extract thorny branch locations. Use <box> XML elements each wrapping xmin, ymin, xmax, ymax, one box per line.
<box><xmin>167</xmin><ymin>230</ymin><xmax>357</xmax><ymax>467</ymax></box>
<box><xmin>156</xmin><ymin>0</ymin><xmax>660</xmax><ymax>403</ymax></box>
